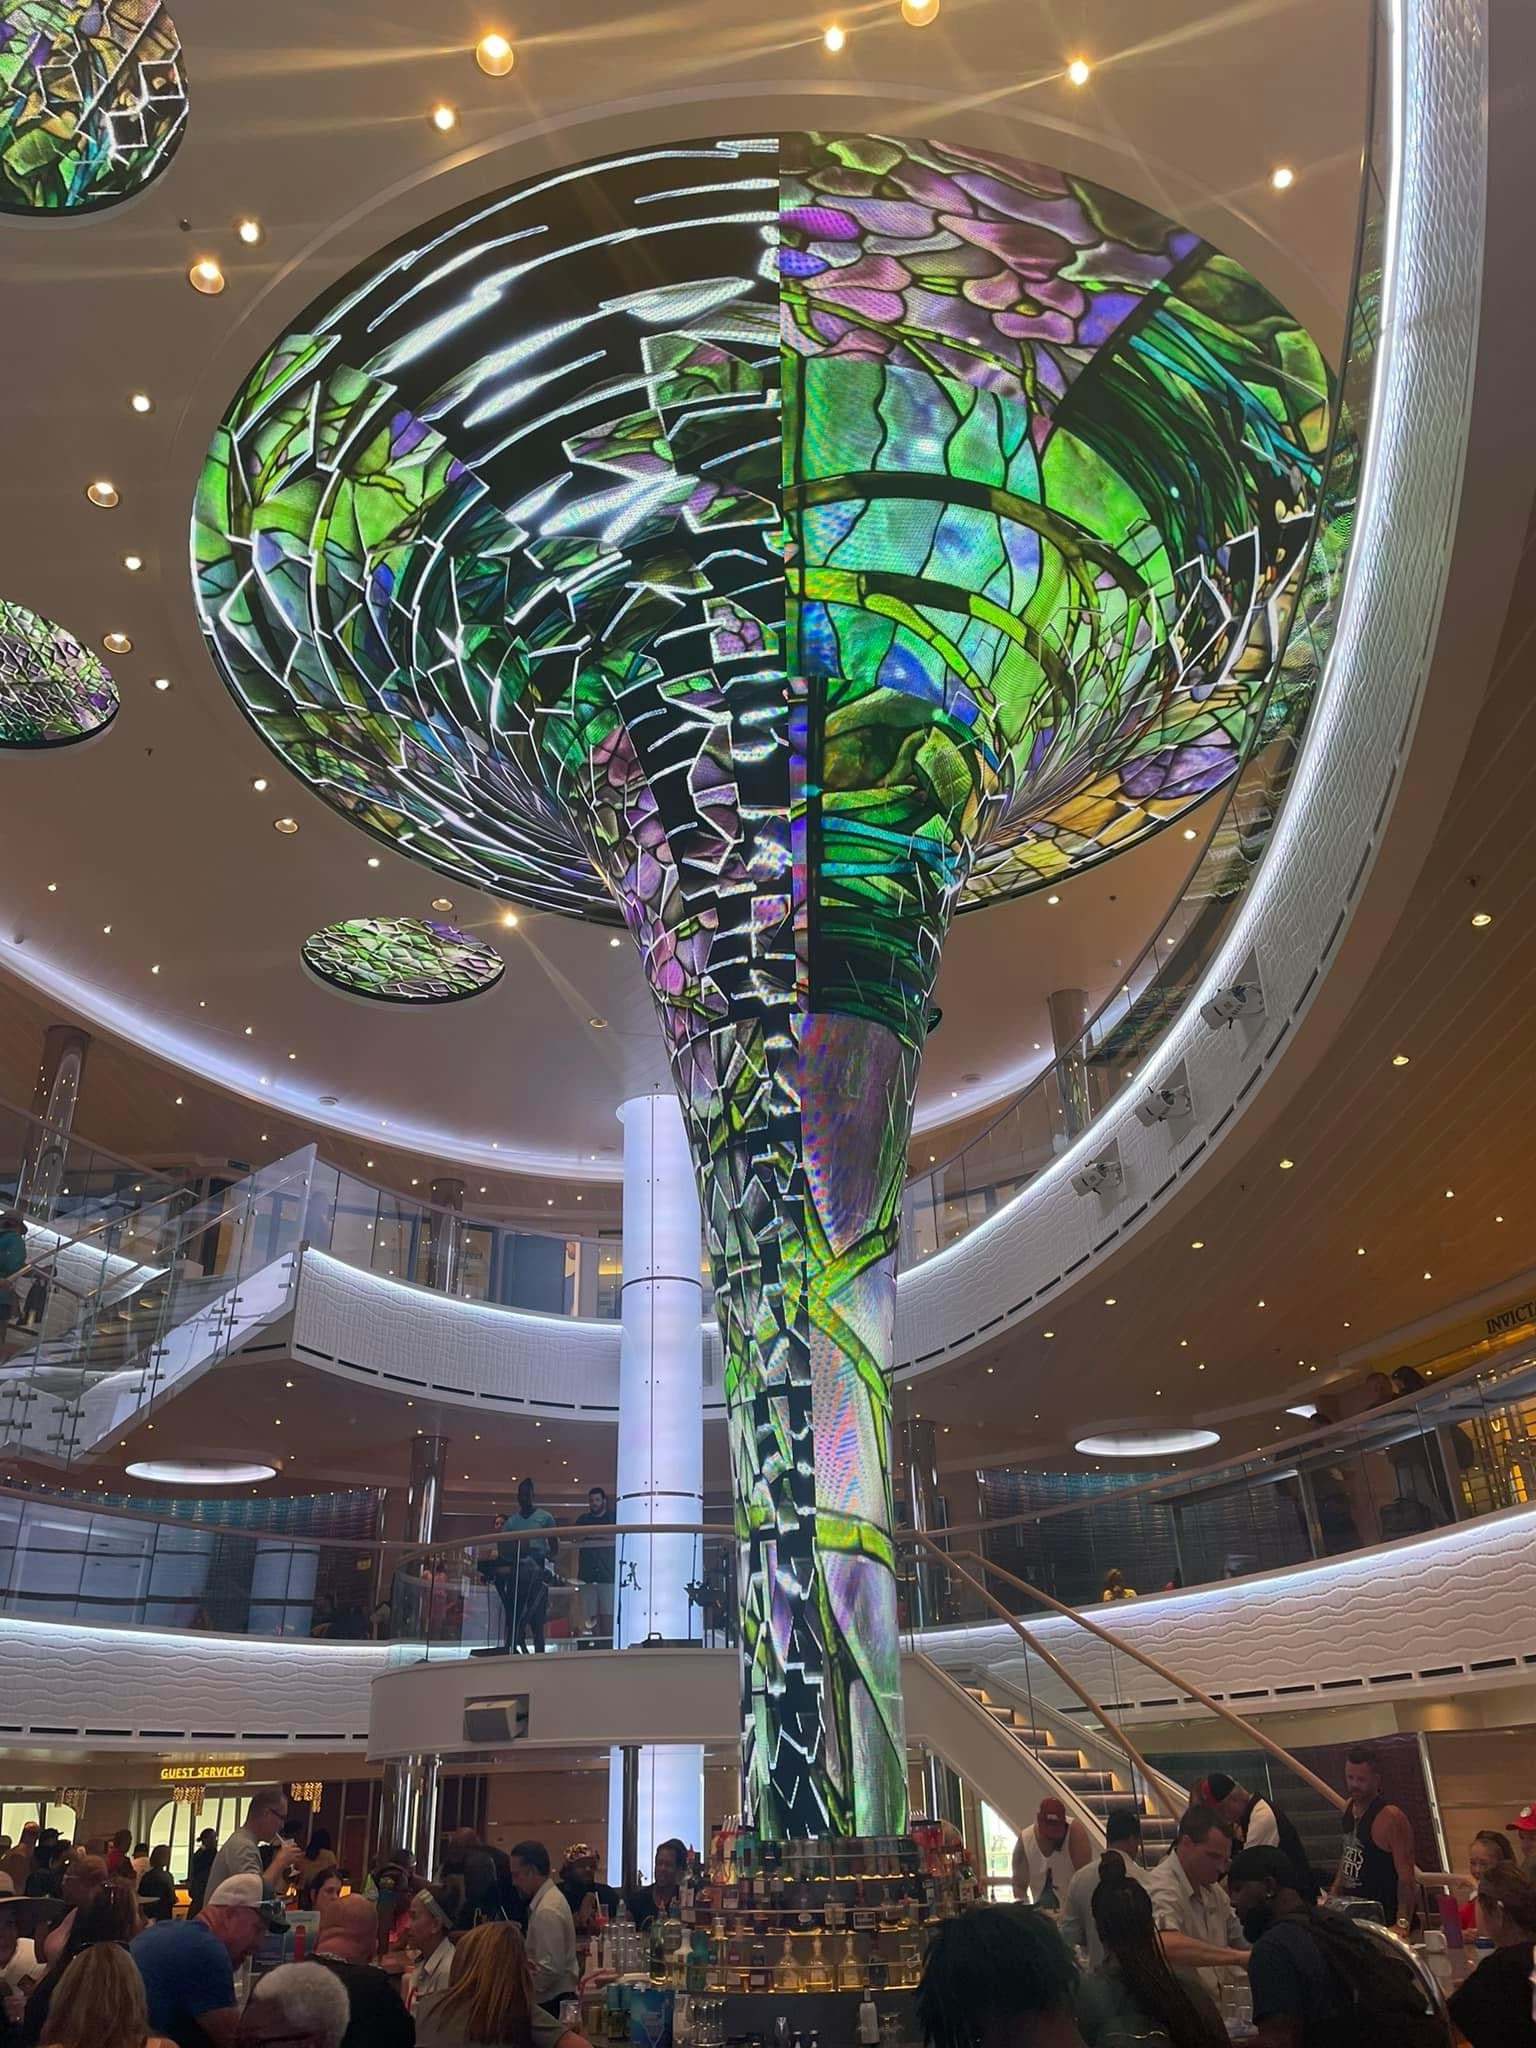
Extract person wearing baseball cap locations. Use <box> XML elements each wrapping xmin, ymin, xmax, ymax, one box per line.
<box><xmin>1508</xmin><ymin>1804</ymin><xmax>1536</xmax><ymax>1841</ymax></box>
<box><xmin>1010</xmin><ymin>1795</ymin><xmax>1092</xmax><ymax>1911</ymax></box>
<box><xmin>131</xmin><ymin>1872</ymin><xmax>285</xmax><ymax>2047</ymax></box>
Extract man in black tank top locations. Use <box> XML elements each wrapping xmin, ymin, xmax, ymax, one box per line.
<box><xmin>1330</xmin><ymin>1744</ymin><xmax>1418</xmax><ymax>1931</ymax></box>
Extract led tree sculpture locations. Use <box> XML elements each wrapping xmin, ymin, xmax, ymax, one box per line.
<box><xmin>195</xmin><ymin>135</ymin><xmax>1337</xmax><ymax>1836</ymax></box>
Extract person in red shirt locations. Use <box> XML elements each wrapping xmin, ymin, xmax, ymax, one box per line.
<box><xmin>105</xmin><ymin>1830</ymin><xmax>134</xmax><ymax>1881</ymax></box>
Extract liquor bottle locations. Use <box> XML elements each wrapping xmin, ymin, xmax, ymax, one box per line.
<box><xmin>773</xmin><ymin>1935</ymin><xmax>799</xmax><ymax>1993</ymax></box>
<box><xmin>649</xmin><ymin>1916</ymin><xmax>669</xmax><ymax>1985</ymax></box>
<box><xmin>803</xmin><ymin>1931</ymin><xmax>835</xmax><ymax>1994</ymax></box>
<box><xmin>866</xmin><ymin>1936</ymin><xmax>889</xmax><ymax>1992</ymax></box>
<box><xmin>836</xmin><ymin>1932</ymin><xmax>865</xmax><ymax>1993</ymax></box>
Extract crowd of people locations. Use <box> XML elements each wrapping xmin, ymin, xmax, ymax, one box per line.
<box><xmin>1007</xmin><ymin>1743</ymin><xmax>1536</xmax><ymax>2043</ymax></box>
<box><xmin>0</xmin><ymin>1751</ymin><xmax>1531</xmax><ymax>2048</ymax></box>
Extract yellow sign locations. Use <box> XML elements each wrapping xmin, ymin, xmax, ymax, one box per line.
<box><xmin>288</xmin><ymin>1782</ymin><xmax>323</xmax><ymax>1805</ymax></box>
<box><xmin>158</xmin><ymin>1762</ymin><xmax>246</xmax><ymax>1783</ymax></box>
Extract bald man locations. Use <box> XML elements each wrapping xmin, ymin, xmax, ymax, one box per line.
<box><xmin>311</xmin><ymin>1892</ymin><xmax>413</xmax><ymax>2048</ymax></box>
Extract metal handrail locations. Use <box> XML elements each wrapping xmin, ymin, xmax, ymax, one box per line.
<box><xmin>907</xmin><ymin>1529</ymin><xmax>1179</xmax><ymax>1820</ymax></box>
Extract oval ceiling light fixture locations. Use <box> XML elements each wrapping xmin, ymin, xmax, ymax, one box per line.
<box><xmin>823</xmin><ymin>23</ymin><xmax>846</xmax><ymax>50</ymax></box>
<box><xmin>1075</xmin><ymin>1429</ymin><xmax>1219</xmax><ymax>1457</ymax></box>
<box><xmin>273</xmin><ymin>815</ymin><xmax>299</xmax><ymax>833</ymax></box>
<box><xmin>126</xmin><ymin>1459</ymin><xmax>276</xmax><ymax>1485</ymax></box>
<box><xmin>301</xmin><ymin>915</ymin><xmax>504</xmax><ymax>1004</ymax></box>
<box><xmin>0</xmin><ymin>598</ymin><xmax>120</xmax><ymax>750</ymax></box>
<box><xmin>85</xmin><ymin>479</ymin><xmax>119</xmax><ymax>508</ymax></box>
<box><xmin>475</xmin><ymin>32</ymin><xmax>514</xmax><ymax>74</ymax></box>
<box><xmin>102</xmin><ymin>630</ymin><xmax>132</xmax><ymax>653</ymax></box>
<box><xmin>1471</xmin><ymin>910</ymin><xmax>1493</xmax><ymax>927</ymax></box>
<box><xmin>900</xmin><ymin>0</ymin><xmax>940</xmax><ymax>22</ymax></box>
<box><xmin>189</xmin><ymin>256</ymin><xmax>225</xmax><ymax>295</ymax></box>
<box><xmin>431</xmin><ymin>102</ymin><xmax>457</xmax><ymax>131</ymax></box>
<box><xmin>1066</xmin><ymin>56</ymin><xmax>1091</xmax><ymax>85</ymax></box>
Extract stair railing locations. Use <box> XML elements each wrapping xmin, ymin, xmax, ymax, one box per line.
<box><xmin>907</xmin><ymin>1530</ymin><xmax>1180</xmax><ymax>1820</ymax></box>
<box><xmin>954</xmin><ymin>1548</ymin><xmax>1344</xmax><ymax>1814</ymax></box>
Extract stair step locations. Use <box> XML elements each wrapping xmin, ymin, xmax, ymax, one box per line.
<box><xmin>1050</xmin><ymin>1770</ymin><xmax>1116</xmax><ymax>1791</ymax></box>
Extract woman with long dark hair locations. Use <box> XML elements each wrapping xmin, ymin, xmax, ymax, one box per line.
<box><xmin>1076</xmin><ymin>1854</ymin><xmax>1226</xmax><ymax>2048</ymax></box>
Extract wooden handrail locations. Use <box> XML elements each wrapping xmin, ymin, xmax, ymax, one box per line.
<box><xmin>907</xmin><ymin>1530</ymin><xmax>1180</xmax><ymax>1820</ymax></box>
<box><xmin>953</xmin><ymin>1547</ymin><xmax>1346</xmax><ymax>1815</ymax></box>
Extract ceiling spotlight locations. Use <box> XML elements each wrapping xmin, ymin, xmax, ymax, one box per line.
<box><xmin>823</xmin><ymin>23</ymin><xmax>846</xmax><ymax>50</ymax></box>
<box><xmin>1279</xmin><ymin>1157</ymin><xmax>1294</xmax><ymax>1170</ymax></box>
<box><xmin>189</xmin><ymin>257</ymin><xmax>225</xmax><ymax>295</ymax></box>
<box><xmin>475</xmin><ymin>31</ymin><xmax>515</xmax><ymax>74</ymax></box>
<box><xmin>367</xmin><ymin>856</ymin><xmax>381</xmax><ymax>869</ymax></box>
<box><xmin>1046</xmin><ymin>892</ymin><xmax>1060</xmax><ymax>905</ymax></box>
<box><xmin>1182</xmin><ymin>827</ymin><xmax>1197</xmax><ymax>841</ymax></box>
<box><xmin>900</xmin><ymin>0</ymin><xmax>940</xmax><ymax>21</ymax></box>
<box><xmin>1391</xmin><ymin>1053</ymin><xmax>1410</xmax><ymax>1067</ymax></box>
<box><xmin>431</xmin><ymin>103</ymin><xmax>457</xmax><ymax>131</ymax></box>
<box><xmin>588</xmin><ymin>1016</ymin><xmax>608</xmax><ymax>1029</ymax></box>
<box><xmin>252</xmin><ymin>777</ymin><xmax>268</xmax><ymax>792</ymax></box>
<box><xmin>153</xmin><ymin>676</ymin><xmax>171</xmax><ymax>691</ymax></box>
<box><xmin>1471</xmin><ymin>910</ymin><xmax>1493</xmax><ymax>928</ymax></box>
<box><xmin>46</xmin><ymin>882</ymin><xmax>56</xmax><ymax>893</ymax></box>
<box><xmin>500</xmin><ymin>910</ymin><xmax>519</xmax><ymax>928</ymax></box>
<box><xmin>151</xmin><ymin>963</ymin><xmax>160</xmax><ymax>975</ymax></box>
<box><xmin>1190</xmin><ymin>1239</ymin><xmax>1204</xmax><ymax>1250</ymax></box>
<box><xmin>86</xmin><ymin>480</ymin><xmax>119</xmax><ymax>508</ymax></box>
<box><xmin>129</xmin><ymin>392</ymin><xmax>153</xmax><ymax>414</ymax></box>
<box><xmin>1445</xmin><ymin>1188</ymin><xmax>1455</xmax><ymax>1199</ymax></box>
<box><xmin>102</xmin><ymin>923</ymin><xmax>112</xmax><ymax>935</ymax></box>
<box><xmin>273</xmin><ymin>816</ymin><xmax>299</xmax><ymax>834</ymax></box>
<box><xmin>103</xmin><ymin>631</ymin><xmax>132</xmax><ymax>653</ymax></box>
<box><xmin>123</xmin><ymin>554</ymin><xmax>143</xmax><ymax>572</ymax></box>
<box><xmin>431</xmin><ymin>897</ymin><xmax>453</xmax><ymax>912</ymax></box>
<box><xmin>1270</xmin><ymin>165</ymin><xmax>1295</xmax><ymax>191</ymax></box>
<box><xmin>609</xmin><ymin>935</ymin><xmax>622</xmax><ymax>948</ymax></box>
<box><xmin>235</xmin><ymin>216</ymin><xmax>263</xmax><ymax>245</ymax></box>
<box><xmin>1066</xmin><ymin>56</ymin><xmax>1091</xmax><ymax>84</ymax></box>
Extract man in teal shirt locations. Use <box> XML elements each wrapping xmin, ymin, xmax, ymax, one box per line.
<box><xmin>498</xmin><ymin>1477</ymin><xmax>557</xmax><ymax>1653</ymax></box>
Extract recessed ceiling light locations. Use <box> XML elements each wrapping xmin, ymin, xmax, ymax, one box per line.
<box><xmin>1046</xmin><ymin>893</ymin><xmax>1060</xmax><ymax>905</ymax></box>
<box><xmin>901</xmin><ymin>0</ymin><xmax>940</xmax><ymax>20</ymax></box>
<box><xmin>123</xmin><ymin>553</ymin><xmax>143</xmax><ymax>572</ymax></box>
<box><xmin>410</xmin><ymin>1178</ymin><xmax>418</xmax><ymax>1187</ymax></box>
<box><xmin>1357</xmin><ymin>1245</ymin><xmax>1366</xmax><ymax>1255</ymax></box>
<box><xmin>1182</xmin><ymin>827</ymin><xmax>1197</xmax><ymax>841</ymax></box>
<box><xmin>1496</xmin><ymin>1213</ymin><xmax>1505</xmax><ymax>1223</ymax></box>
<box><xmin>366</xmin><ymin>1159</ymin><xmax>374</xmax><ymax>1168</ymax></box>
<box><xmin>609</xmin><ymin>935</ymin><xmax>622</xmax><ymax>948</ymax></box>
<box><xmin>174</xmin><ymin>1095</ymin><xmax>183</xmax><ymax>1105</ymax></box>
<box><xmin>1391</xmin><ymin>1053</ymin><xmax>1410</xmax><ymax>1066</ymax></box>
<box><xmin>252</xmin><ymin>777</ymin><xmax>268</xmax><ymax>792</ymax></box>
<box><xmin>86</xmin><ymin>479</ymin><xmax>119</xmax><ymax>508</ymax></box>
<box><xmin>127</xmin><ymin>1460</ymin><xmax>275</xmax><ymax>1486</ymax></box>
<box><xmin>1444</xmin><ymin>1188</ymin><xmax>1454</xmax><ymax>1199</ymax></box>
<box><xmin>288</xmin><ymin>1051</ymin><xmax>296</xmax><ymax>1060</ymax></box>
<box><xmin>1043</xmin><ymin>1330</ymin><xmax>1054</xmax><ymax>1339</ymax></box>
<box><xmin>500</xmin><ymin>910</ymin><xmax>519</xmax><ymax>928</ymax></box>
<box><xmin>102</xmin><ymin>923</ymin><xmax>112</xmax><ymax>934</ymax></box>
<box><xmin>1279</xmin><ymin>1157</ymin><xmax>1294</xmax><ymax>1170</ymax></box>
<box><xmin>1104</xmin><ymin>1296</ymin><xmax>1117</xmax><ymax>1306</ymax></box>
<box><xmin>823</xmin><ymin>23</ymin><xmax>846</xmax><ymax>50</ymax></box>
<box><xmin>431</xmin><ymin>103</ymin><xmax>457</xmax><ymax>131</ymax></box>
<box><xmin>150</xmin><ymin>963</ymin><xmax>160</xmax><ymax>975</ymax></box>
<box><xmin>46</xmin><ymin>882</ymin><xmax>56</xmax><ymax>892</ymax></box>
<box><xmin>189</xmin><ymin>257</ymin><xmax>225</xmax><ymax>295</ymax></box>
<box><xmin>1190</xmin><ymin>1240</ymin><xmax>1204</xmax><ymax>1250</ymax></box>
<box><xmin>1077</xmin><ymin>1429</ymin><xmax>1218</xmax><ymax>1457</ymax></box>
<box><xmin>129</xmin><ymin>392</ymin><xmax>153</xmax><ymax>414</ymax></box>
<box><xmin>475</xmin><ymin>31</ymin><xmax>515</xmax><ymax>73</ymax></box>
<box><xmin>153</xmin><ymin>676</ymin><xmax>171</xmax><ymax>691</ymax></box>
<box><xmin>1270</xmin><ymin>165</ymin><xmax>1295</xmax><ymax>191</ymax></box>
<box><xmin>1066</xmin><ymin>56</ymin><xmax>1091</xmax><ymax>84</ymax></box>
<box><xmin>589</xmin><ymin>1016</ymin><xmax>608</xmax><ymax>1029</ymax></box>
<box><xmin>273</xmin><ymin>816</ymin><xmax>299</xmax><ymax>834</ymax></box>
<box><xmin>235</xmin><ymin>216</ymin><xmax>263</xmax><ymax>245</ymax></box>
<box><xmin>244</xmin><ymin>1025</ymin><xmax>254</xmax><ymax>1036</ymax></box>
<box><xmin>103</xmin><ymin>631</ymin><xmax>131</xmax><ymax>654</ymax></box>
<box><xmin>1423</xmin><ymin>1269</ymin><xmax>1433</xmax><ymax>1280</ymax></box>
<box><xmin>1471</xmin><ymin>911</ymin><xmax>1493</xmax><ymax>927</ymax></box>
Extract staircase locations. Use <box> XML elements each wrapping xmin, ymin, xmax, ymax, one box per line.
<box><xmin>962</xmin><ymin>1681</ymin><xmax>1178</xmax><ymax>1851</ymax></box>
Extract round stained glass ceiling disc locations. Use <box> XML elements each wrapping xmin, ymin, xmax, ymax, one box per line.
<box><xmin>0</xmin><ymin>597</ymin><xmax>118</xmax><ymax>747</ymax></box>
<box><xmin>0</xmin><ymin>0</ymin><xmax>188</xmax><ymax>216</ymax></box>
<box><xmin>300</xmin><ymin>917</ymin><xmax>505</xmax><ymax>1005</ymax></box>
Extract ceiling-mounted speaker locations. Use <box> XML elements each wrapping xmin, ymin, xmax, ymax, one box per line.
<box><xmin>463</xmin><ymin>1695</ymin><xmax>528</xmax><ymax>1745</ymax></box>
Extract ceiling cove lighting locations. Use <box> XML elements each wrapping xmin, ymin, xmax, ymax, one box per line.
<box><xmin>126</xmin><ymin>1460</ymin><xmax>276</xmax><ymax>1485</ymax></box>
<box><xmin>1076</xmin><ymin>1429</ymin><xmax>1219</xmax><ymax>1457</ymax></box>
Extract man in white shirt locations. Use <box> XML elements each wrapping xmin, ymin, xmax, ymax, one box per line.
<box><xmin>1057</xmin><ymin>1808</ymin><xmax>1151</xmax><ymax>1966</ymax></box>
<box><xmin>1011</xmin><ymin>1796</ymin><xmax>1093</xmax><ymax>1909</ymax></box>
<box><xmin>205</xmin><ymin>1785</ymin><xmax>302</xmax><ymax>1898</ymax></box>
<box><xmin>382</xmin><ymin>1883</ymin><xmax>457</xmax><ymax>2011</ymax></box>
<box><xmin>1203</xmin><ymin>1772</ymin><xmax>1316</xmax><ymax>1896</ymax></box>
<box><xmin>1144</xmin><ymin>1803</ymin><xmax>1248</xmax><ymax>1993</ymax></box>
<box><xmin>511</xmin><ymin>1839</ymin><xmax>578</xmax><ymax>2013</ymax></box>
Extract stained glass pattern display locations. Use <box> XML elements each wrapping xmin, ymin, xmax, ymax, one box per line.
<box><xmin>0</xmin><ymin>597</ymin><xmax>118</xmax><ymax>748</ymax></box>
<box><xmin>300</xmin><ymin>918</ymin><xmax>504</xmax><ymax>1005</ymax></box>
<box><xmin>194</xmin><ymin>135</ymin><xmax>1342</xmax><ymax>1834</ymax></box>
<box><xmin>0</xmin><ymin>1</ymin><xmax>187</xmax><ymax>215</ymax></box>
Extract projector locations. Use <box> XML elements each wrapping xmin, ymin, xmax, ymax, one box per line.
<box><xmin>1200</xmin><ymin>982</ymin><xmax>1265</xmax><ymax>1029</ymax></box>
<box><xmin>1070</xmin><ymin>1158</ymin><xmax>1123</xmax><ymax>1198</ymax></box>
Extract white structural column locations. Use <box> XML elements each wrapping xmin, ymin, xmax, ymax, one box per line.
<box><xmin>609</xmin><ymin>1090</ymin><xmax>705</xmax><ymax>1868</ymax></box>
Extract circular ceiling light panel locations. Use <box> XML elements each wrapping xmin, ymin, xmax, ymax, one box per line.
<box><xmin>301</xmin><ymin>916</ymin><xmax>505</xmax><ymax>1005</ymax></box>
<box><xmin>1075</xmin><ymin>1429</ymin><xmax>1221</xmax><ymax>1457</ymax></box>
<box><xmin>0</xmin><ymin>1</ymin><xmax>189</xmax><ymax>216</ymax></box>
<box><xmin>194</xmin><ymin>136</ymin><xmax>1340</xmax><ymax>943</ymax></box>
<box><xmin>0</xmin><ymin>597</ymin><xmax>119</xmax><ymax>748</ymax></box>
<box><xmin>125</xmin><ymin>1460</ymin><xmax>276</xmax><ymax>1485</ymax></box>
